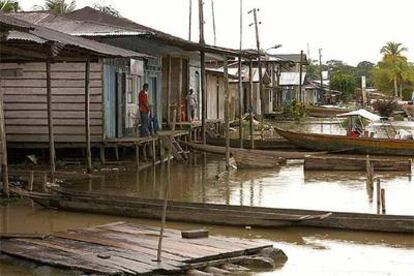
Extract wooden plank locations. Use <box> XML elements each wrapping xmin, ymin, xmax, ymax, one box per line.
<box><xmin>4</xmin><ymin>94</ymin><xmax>103</xmax><ymax>103</ymax></box>
<box><xmin>4</xmin><ymin>103</ymin><xmax>103</xmax><ymax>111</ymax></box>
<box><xmin>6</xmin><ymin>126</ymin><xmax>103</xmax><ymax>135</ymax></box>
<box><xmin>6</xmin><ymin>134</ymin><xmax>103</xmax><ymax>143</ymax></box>
<box><xmin>6</xmin><ymin>118</ymin><xmax>102</xmax><ymax>126</ymax></box>
<box><xmin>0</xmin><ymin>62</ymin><xmax>102</xmax><ymax>71</ymax></box>
<box><xmin>5</xmin><ymin>110</ymin><xmax>103</xmax><ymax>119</ymax></box>
<box><xmin>1</xmin><ymin>72</ymin><xmax>103</xmax><ymax>79</ymax></box>
<box><xmin>3</xmin><ymin>87</ymin><xmax>102</xmax><ymax>95</ymax></box>
<box><xmin>3</xmin><ymin>79</ymin><xmax>102</xmax><ymax>88</ymax></box>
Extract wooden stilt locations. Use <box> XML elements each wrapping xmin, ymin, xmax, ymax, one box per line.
<box><xmin>152</xmin><ymin>139</ymin><xmax>156</xmax><ymax>165</ymax></box>
<box><xmin>114</xmin><ymin>146</ymin><xmax>119</xmax><ymax>161</ymax></box>
<box><xmin>28</xmin><ymin>171</ymin><xmax>34</xmax><ymax>192</ymax></box>
<box><xmin>42</xmin><ymin>173</ymin><xmax>48</xmax><ymax>192</ymax></box>
<box><xmin>376</xmin><ymin>178</ymin><xmax>381</xmax><ymax>214</ymax></box>
<box><xmin>178</xmin><ymin>58</ymin><xmax>183</xmax><ymax>123</ymax></box>
<box><xmin>223</xmin><ymin>54</ymin><xmax>230</xmax><ymax>170</ymax></box>
<box><xmin>248</xmin><ymin>60</ymin><xmax>254</xmax><ymax>149</ymax></box>
<box><xmin>0</xmin><ymin>90</ymin><xmax>9</xmax><ymax>197</ymax></box>
<box><xmin>167</xmin><ymin>55</ymin><xmax>172</xmax><ymax>127</ymax></box>
<box><xmin>135</xmin><ymin>143</ymin><xmax>140</xmax><ymax>170</ymax></box>
<box><xmin>381</xmin><ymin>188</ymin><xmax>386</xmax><ymax>214</ymax></box>
<box><xmin>237</xmin><ymin>55</ymin><xmax>243</xmax><ymax>148</ymax></box>
<box><xmin>85</xmin><ymin>59</ymin><xmax>92</xmax><ymax>173</ymax></box>
<box><xmin>99</xmin><ymin>147</ymin><xmax>105</xmax><ymax>165</ymax></box>
<box><xmin>156</xmin><ymin>136</ymin><xmax>172</xmax><ymax>262</ymax></box>
<box><xmin>46</xmin><ymin>60</ymin><xmax>56</xmax><ymax>177</ymax></box>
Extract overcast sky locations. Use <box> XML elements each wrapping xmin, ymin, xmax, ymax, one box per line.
<box><xmin>18</xmin><ymin>0</ymin><xmax>414</xmax><ymax>65</ymax></box>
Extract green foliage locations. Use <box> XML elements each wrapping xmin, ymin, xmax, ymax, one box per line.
<box><xmin>372</xmin><ymin>42</ymin><xmax>414</xmax><ymax>98</ymax></box>
<box><xmin>93</xmin><ymin>3</ymin><xmax>120</xmax><ymax>17</ymax></box>
<box><xmin>44</xmin><ymin>0</ymin><xmax>76</xmax><ymax>14</ymax></box>
<box><xmin>372</xmin><ymin>99</ymin><xmax>399</xmax><ymax>117</ymax></box>
<box><xmin>330</xmin><ymin>72</ymin><xmax>357</xmax><ymax>100</ymax></box>
<box><xmin>0</xmin><ymin>0</ymin><xmax>20</xmax><ymax>12</ymax></box>
<box><xmin>290</xmin><ymin>99</ymin><xmax>306</xmax><ymax>122</ymax></box>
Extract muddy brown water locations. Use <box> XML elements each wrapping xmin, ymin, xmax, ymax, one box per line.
<box><xmin>1</xmin><ymin>153</ymin><xmax>413</xmax><ymax>275</ymax></box>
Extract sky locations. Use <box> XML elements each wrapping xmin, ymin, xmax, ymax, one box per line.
<box><xmin>18</xmin><ymin>0</ymin><xmax>414</xmax><ymax>66</ymax></box>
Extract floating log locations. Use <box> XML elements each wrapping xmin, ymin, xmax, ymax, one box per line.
<box><xmin>11</xmin><ymin>187</ymin><xmax>414</xmax><ymax>233</ymax></box>
<box><xmin>304</xmin><ymin>156</ymin><xmax>411</xmax><ymax>171</ymax></box>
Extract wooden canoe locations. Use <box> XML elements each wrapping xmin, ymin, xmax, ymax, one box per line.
<box><xmin>12</xmin><ymin>187</ymin><xmax>414</xmax><ymax>233</ymax></box>
<box><xmin>231</xmin><ymin>150</ymin><xmax>285</xmax><ymax>169</ymax></box>
<box><xmin>275</xmin><ymin>127</ymin><xmax>414</xmax><ymax>156</ymax></box>
<box><xmin>306</xmin><ymin>106</ymin><xmax>350</xmax><ymax>118</ymax></box>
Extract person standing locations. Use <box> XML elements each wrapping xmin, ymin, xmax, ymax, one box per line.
<box><xmin>139</xmin><ymin>83</ymin><xmax>150</xmax><ymax>136</ymax></box>
<box><xmin>186</xmin><ymin>88</ymin><xmax>198</xmax><ymax>122</ymax></box>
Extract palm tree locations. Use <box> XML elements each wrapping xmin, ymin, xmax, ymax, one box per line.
<box><xmin>380</xmin><ymin>42</ymin><xmax>408</xmax><ymax>97</ymax></box>
<box><xmin>44</xmin><ymin>0</ymin><xmax>76</xmax><ymax>14</ymax></box>
<box><xmin>93</xmin><ymin>3</ymin><xmax>120</xmax><ymax>17</ymax></box>
<box><xmin>0</xmin><ymin>0</ymin><xmax>20</xmax><ymax>12</ymax></box>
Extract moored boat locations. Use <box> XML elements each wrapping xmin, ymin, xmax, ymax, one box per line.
<box><xmin>274</xmin><ymin>127</ymin><xmax>414</xmax><ymax>156</ymax></box>
<box><xmin>11</xmin><ymin>187</ymin><xmax>414</xmax><ymax>233</ymax></box>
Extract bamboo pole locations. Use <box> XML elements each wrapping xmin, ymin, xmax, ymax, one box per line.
<box><xmin>156</xmin><ymin>136</ymin><xmax>172</xmax><ymax>262</ymax></box>
<box><xmin>211</xmin><ymin>0</ymin><xmax>217</xmax><ymax>46</ymax></box>
<box><xmin>223</xmin><ymin>55</ymin><xmax>230</xmax><ymax>169</ymax></box>
<box><xmin>0</xmin><ymin>90</ymin><xmax>9</xmax><ymax>197</ymax></box>
<box><xmin>188</xmin><ymin>0</ymin><xmax>192</xmax><ymax>41</ymax></box>
<box><xmin>248</xmin><ymin>60</ymin><xmax>254</xmax><ymax>149</ymax></box>
<box><xmin>85</xmin><ymin>59</ymin><xmax>92</xmax><ymax>173</ymax></box>
<box><xmin>46</xmin><ymin>60</ymin><xmax>56</xmax><ymax>177</ymax></box>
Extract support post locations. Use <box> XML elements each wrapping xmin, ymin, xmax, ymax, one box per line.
<box><xmin>248</xmin><ymin>60</ymin><xmax>254</xmax><ymax>149</ymax></box>
<box><xmin>28</xmin><ymin>171</ymin><xmax>34</xmax><ymax>191</ymax></box>
<box><xmin>223</xmin><ymin>55</ymin><xmax>230</xmax><ymax>169</ymax></box>
<box><xmin>376</xmin><ymin>178</ymin><xmax>381</xmax><ymax>214</ymax></box>
<box><xmin>152</xmin><ymin>139</ymin><xmax>156</xmax><ymax>165</ymax></box>
<box><xmin>156</xmin><ymin>136</ymin><xmax>172</xmax><ymax>262</ymax></box>
<box><xmin>188</xmin><ymin>0</ymin><xmax>192</xmax><ymax>41</ymax></box>
<box><xmin>0</xmin><ymin>88</ymin><xmax>9</xmax><ymax>197</ymax></box>
<box><xmin>99</xmin><ymin>147</ymin><xmax>105</xmax><ymax>165</ymax></box>
<box><xmin>251</xmin><ymin>8</ymin><xmax>265</xmax><ymax>119</ymax></box>
<box><xmin>46</xmin><ymin>60</ymin><xmax>56</xmax><ymax>177</ymax></box>
<box><xmin>85</xmin><ymin>59</ymin><xmax>92</xmax><ymax>173</ymax></box>
<box><xmin>167</xmin><ymin>55</ymin><xmax>172</xmax><ymax>127</ymax></box>
<box><xmin>199</xmin><ymin>0</ymin><xmax>207</xmax><ymax>144</ymax></box>
<box><xmin>237</xmin><ymin>55</ymin><xmax>243</xmax><ymax>148</ymax></box>
<box><xmin>135</xmin><ymin>143</ymin><xmax>140</xmax><ymax>170</ymax></box>
<box><xmin>299</xmin><ymin>50</ymin><xmax>303</xmax><ymax>102</ymax></box>
<box><xmin>381</xmin><ymin>188</ymin><xmax>386</xmax><ymax>214</ymax></box>
<box><xmin>178</xmin><ymin>58</ymin><xmax>183</xmax><ymax>123</ymax></box>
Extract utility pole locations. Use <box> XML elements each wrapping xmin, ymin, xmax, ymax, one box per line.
<box><xmin>211</xmin><ymin>0</ymin><xmax>217</xmax><ymax>46</ymax></box>
<box><xmin>249</xmin><ymin>8</ymin><xmax>264</xmax><ymax>120</ymax></box>
<box><xmin>188</xmin><ymin>0</ymin><xmax>192</xmax><ymax>40</ymax></box>
<box><xmin>199</xmin><ymin>0</ymin><xmax>207</xmax><ymax>144</ymax></box>
<box><xmin>238</xmin><ymin>0</ymin><xmax>243</xmax><ymax>148</ymax></box>
<box><xmin>299</xmin><ymin>50</ymin><xmax>303</xmax><ymax>102</ymax></box>
<box><xmin>319</xmin><ymin>48</ymin><xmax>323</xmax><ymax>102</ymax></box>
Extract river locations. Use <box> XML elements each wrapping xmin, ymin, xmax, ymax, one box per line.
<box><xmin>1</xmin><ymin>153</ymin><xmax>413</xmax><ymax>275</ymax></box>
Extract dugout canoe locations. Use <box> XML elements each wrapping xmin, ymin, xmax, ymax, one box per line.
<box><xmin>12</xmin><ymin>187</ymin><xmax>414</xmax><ymax>233</ymax></box>
<box><xmin>306</xmin><ymin>106</ymin><xmax>351</xmax><ymax>118</ymax></box>
<box><xmin>275</xmin><ymin>127</ymin><xmax>414</xmax><ymax>156</ymax></box>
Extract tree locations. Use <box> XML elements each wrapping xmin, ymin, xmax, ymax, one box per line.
<box><xmin>93</xmin><ymin>3</ymin><xmax>120</xmax><ymax>17</ymax></box>
<box><xmin>0</xmin><ymin>0</ymin><xmax>20</xmax><ymax>12</ymax></box>
<box><xmin>356</xmin><ymin>61</ymin><xmax>374</xmax><ymax>87</ymax></box>
<box><xmin>43</xmin><ymin>0</ymin><xmax>76</xmax><ymax>14</ymax></box>
<box><xmin>379</xmin><ymin>42</ymin><xmax>408</xmax><ymax>97</ymax></box>
<box><xmin>330</xmin><ymin>72</ymin><xmax>357</xmax><ymax>100</ymax></box>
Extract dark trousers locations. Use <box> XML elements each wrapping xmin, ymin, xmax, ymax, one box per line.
<box><xmin>140</xmin><ymin>112</ymin><xmax>150</xmax><ymax>137</ymax></box>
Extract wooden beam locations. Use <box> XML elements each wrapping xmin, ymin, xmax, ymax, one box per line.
<box><xmin>178</xmin><ymin>58</ymin><xmax>183</xmax><ymax>123</ymax></box>
<box><xmin>167</xmin><ymin>55</ymin><xmax>172</xmax><ymax>127</ymax></box>
<box><xmin>249</xmin><ymin>60</ymin><xmax>254</xmax><ymax>149</ymax></box>
<box><xmin>46</xmin><ymin>60</ymin><xmax>56</xmax><ymax>176</ymax></box>
<box><xmin>237</xmin><ymin>55</ymin><xmax>243</xmax><ymax>148</ymax></box>
<box><xmin>199</xmin><ymin>0</ymin><xmax>207</xmax><ymax>144</ymax></box>
<box><xmin>223</xmin><ymin>55</ymin><xmax>230</xmax><ymax>169</ymax></box>
<box><xmin>85</xmin><ymin>59</ymin><xmax>92</xmax><ymax>173</ymax></box>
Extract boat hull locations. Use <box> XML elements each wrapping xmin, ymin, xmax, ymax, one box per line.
<box><xmin>22</xmin><ymin>188</ymin><xmax>414</xmax><ymax>234</ymax></box>
<box><xmin>275</xmin><ymin>127</ymin><xmax>414</xmax><ymax>156</ymax></box>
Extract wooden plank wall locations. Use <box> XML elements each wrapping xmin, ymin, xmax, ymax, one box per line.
<box><xmin>0</xmin><ymin>62</ymin><xmax>104</xmax><ymax>144</ymax></box>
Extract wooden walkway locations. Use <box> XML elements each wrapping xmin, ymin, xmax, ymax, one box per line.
<box><xmin>0</xmin><ymin>222</ymin><xmax>273</xmax><ymax>275</ymax></box>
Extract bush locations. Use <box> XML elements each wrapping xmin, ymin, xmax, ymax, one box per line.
<box><xmin>372</xmin><ymin>99</ymin><xmax>399</xmax><ymax>117</ymax></box>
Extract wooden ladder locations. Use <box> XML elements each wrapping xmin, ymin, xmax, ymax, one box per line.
<box><xmin>169</xmin><ymin>137</ymin><xmax>189</xmax><ymax>161</ymax></box>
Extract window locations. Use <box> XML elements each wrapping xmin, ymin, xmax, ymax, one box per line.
<box><xmin>127</xmin><ymin>77</ymin><xmax>134</xmax><ymax>104</ymax></box>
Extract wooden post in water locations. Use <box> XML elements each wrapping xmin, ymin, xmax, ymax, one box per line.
<box><xmin>248</xmin><ymin>60</ymin><xmax>254</xmax><ymax>149</ymax></box>
<box><xmin>381</xmin><ymin>188</ymin><xmax>386</xmax><ymax>214</ymax></box>
<box><xmin>85</xmin><ymin>59</ymin><xmax>92</xmax><ymax>173</ymax></box>
<box><xmin>28</xmin><ymin>171</ymin><xmax>34</xmax><ymax>192</ymax></box>
<box><xmin>366</xmin><ymin>155</ymin><xmax>374</xmax><ymax>189</ymax></box>
<box><xmin>46</xmin><ymin>60</ymin><xmax>56</xmax><ymax>178</ymax></box>
<box><xmin>156</xmin><ymin>136</ymin><xmax>172</xmax><ymax>262</ymax></box>
<box><xmin>223</xmin><ymin>55</ymin><xmax>230</xmax><ymax>169</ymax></box>
<box><xmin>135</xmin><ymin>143</ymin><xmax>140</xmax><ymax>170</ymax></box>
<box><xmin>198</xmin><ymin>0</ymin><xmax>207</xmax><ymax>144</ymax></box>
<box><xmin>376</xmin><ymin>178</ymin><xmax>381</xmax><ymax>214</ymax></box>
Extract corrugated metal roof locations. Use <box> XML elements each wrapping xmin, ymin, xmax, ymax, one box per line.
<box><xmin>2</xmin><ymin>13</ymin><xmax>149</xmax><ymax>58</ymax></box>
<box><xmin>228</xmin><ymin>67</ymin><xmax>268</xmax><ymax>82</ymax></box>
<box><xmin>279</xmin><ymin>72</ymin><xmax>306</xmax><ymax>86</ymax></box>
<box><xmin>0</xmin><ymin>12</ymin><xmax>33</xmax><ymax>31</ymax></box>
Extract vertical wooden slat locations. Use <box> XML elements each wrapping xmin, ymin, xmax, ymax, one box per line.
<box><xmin>46</xmin><ymin>60</ymin><xmax>56</xmax><ymax>176</ymax></box>
<box><xmin>223</xmin><ymin>55</ymin><xmax>230</xmax><ymax>169</ymax></box>
<box><xmin>248</xmin><ymin>60</ymin><xmax>254</xmax><ymax>149</ymax></box>
<box><xmin>299</xmin><ymin>50</ymin><xmax>303</xmax><ymax>102</ymax></box>
<box><xmin>199</xmin><ymin>0</ymin><xmax>206</xmax><ymax>144</ymax></box>
<box><xmin>85</xmin><ymin>59</ymin><xmax>92</xmax><ymax>173</ymax></box>
<box><xmin>178</xmin><ymin>58</ymin><xmax>183</xmax><ymax>123</ymax></box>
